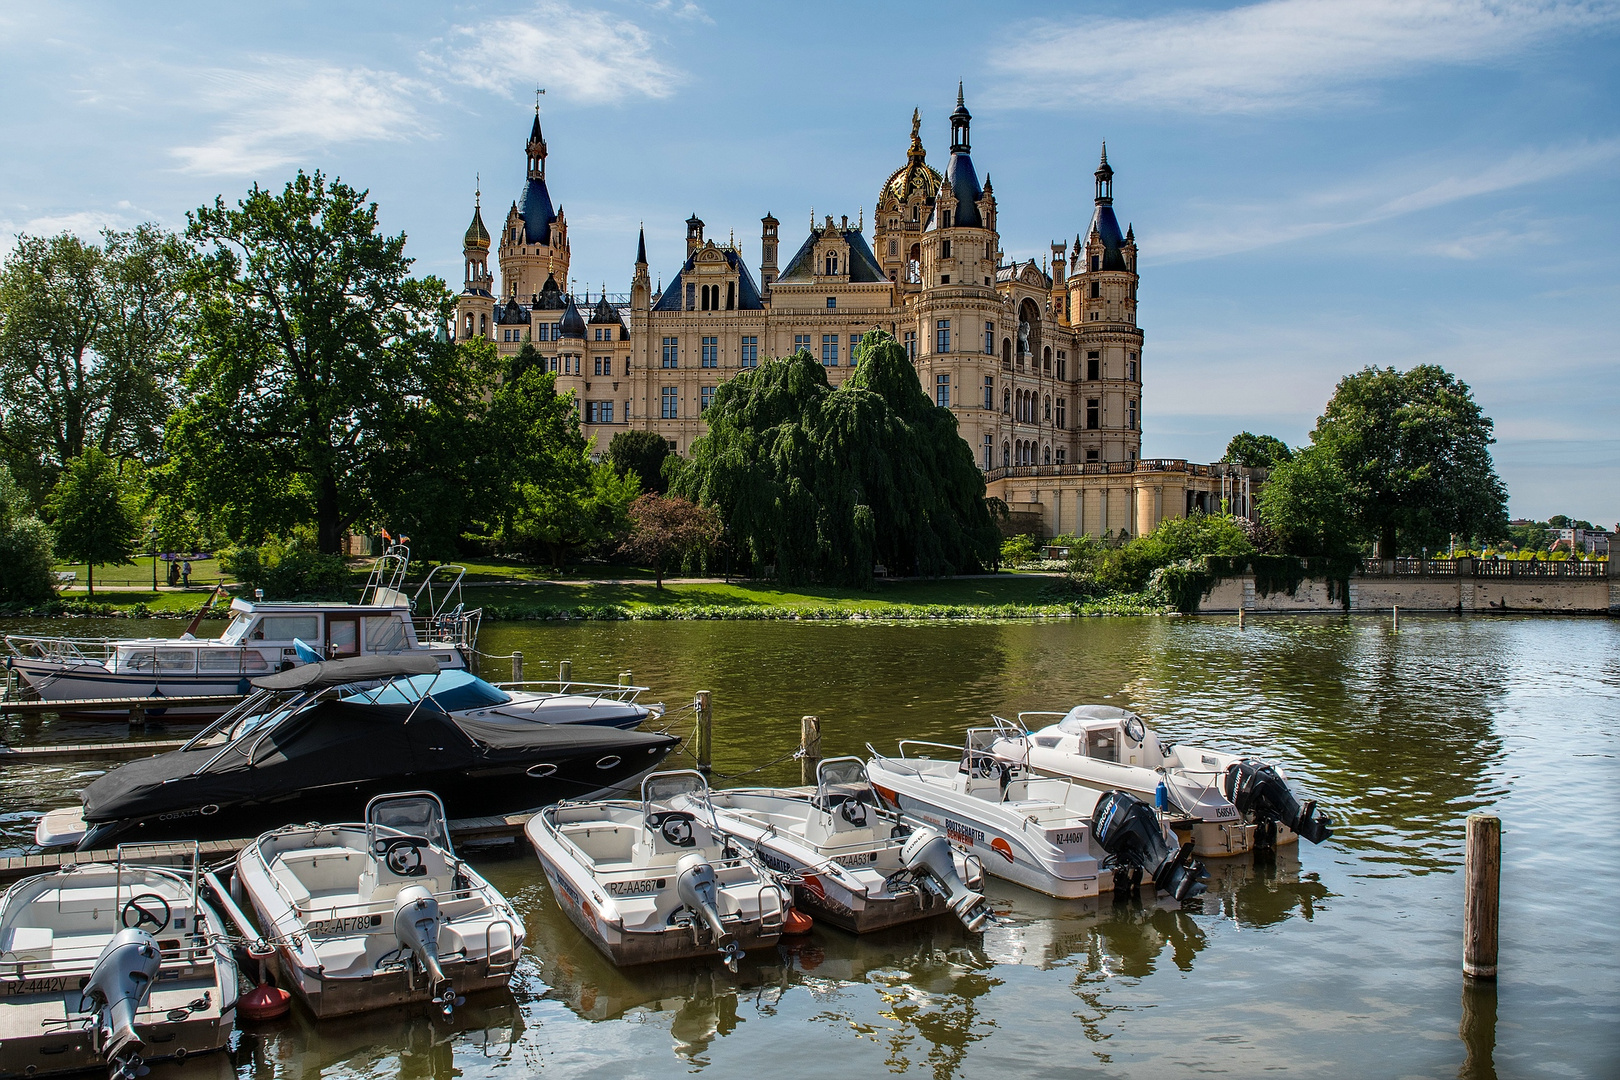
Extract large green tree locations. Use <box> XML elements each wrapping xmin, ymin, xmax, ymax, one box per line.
<box><xmin>47</xmin><ymin>449</ymin><xmax>141</xmax><ymax>598</ymax></box>
<box><xmin>675</xmin><ymin>331</ymin><xmax>1000</xmax><ymax>585</ymax></box>
<box><xmin>1307</xmin><ymin>365</ymin><xmax>1508</xmax><ymax>557</ymax></box>
<box><xmin>608</xmin><ymin>429</ymin><xmax>670</xmax><ymax>495</ymax></box>
<box><xmin>0</xmin><ymin>226</ymin><xmax>190</xmax><ymax>502</ymax></box>
<box><xmin>0</xmin><ymin>465</ymin><xmax>56</xmax><ymax>604</ymax></box>
<box><xmin>164</xmin><ymin>171</ymin><xmax>461</xmax><ymax>554</ymax></box>
<box><xmin>1257</xmin><ymin>445</ymin><xmax>1361</xmax><ymax>561</ymax></box>
<box><xmin>1222</xmin><ymin>431</ymin><xmax>1293</xmax><ymax>469</ymax></box>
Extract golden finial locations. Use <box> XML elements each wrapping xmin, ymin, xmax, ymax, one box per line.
<box><xmin>474</xmin><ymin>173</ymin><xmax>481</xmax><ymax>207</ymax></box>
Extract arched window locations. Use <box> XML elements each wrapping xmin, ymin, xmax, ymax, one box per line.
<box><xmin>1043</xmin><ymin>346</ymin><xmax>1051</xmax><ymax>371</ymax></box>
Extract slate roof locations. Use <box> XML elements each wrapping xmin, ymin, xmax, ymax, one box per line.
<box><xmin>589</xmin><ymin>294</ymin><xmax>624</xmax><ymax>324</ymax></box>
<box><xmin>773</xmin><ymin>227</ymin><xmax>886</xmax><ymax>284</ymax></box>
<box><xmin>534</xmin><ymin>273</ymin><xmax>567</xmax><ymax>311</ymax></box>
<box><xmin>1088</xmin><ymin>203</ymin><xmax>1128</xmax><ymax>271</ymax></box>
<box><xmin>652</xmin><ymin>246</ymin><xmax>767</xmax><ymax>311</ymax></box>
<box><xmin>558</xmin><ymin>296</ymin><xmax>586</xmax><ymax>338</ymax></box>
<box><xmin>925</xmin><ymin>151</ymin><xmax>984</xmax><ymax>230</ymax></box>
<box><xmin>517</xmin><ymin>180</ymin><xmax>556</xmax><ymax>245</ymax></box>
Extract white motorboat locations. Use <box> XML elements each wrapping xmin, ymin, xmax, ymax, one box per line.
<box><xmin>526</xmin><ymin>771</ymin><xmax>789</xmax><ymax>971</ymax></box>
<box><xmin>233</xmin><ymin>791</ymin><xmax>523</xmax><ymax>1019</ymax></box>
<box><xmin>0</xmin><ymin>848</ymin><xmax>238</xmax><ymax>1079</ymax></box>
<box><xmin>684</xmin><ymin>758</ymin><xmax>991</xmax><ymax>934</ymax></box>
<box><xmin>3</xmin><ymin>545</ymin><xmax>479</xmax><ymax>715</ymax></box>
<box><xmin>866</xmin><ymin>730</ymin><xmax>1205</xmax><ymax>902</ymax></box>
<box><xmin>988</xmin><ymin>706</ymin><xmax>1332</xmax><ymax>853</ymax></box>
<box><xmin>343</xmin><ymin>668</ymin><xmax>662</xmax><ymax>730</ymax></box>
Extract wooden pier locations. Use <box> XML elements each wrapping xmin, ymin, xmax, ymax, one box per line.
<box><xmin>0</xmin><ymin>739</ymin><xmax>187</xmax><ymax>764</ymax></box>
<box><xmin>0</xmin><ymin>812</ymin><xmax>538</xmax><ymax>885</ymax></box>
<box><xmin>0</xmin><ymin>693</ymin><xmax>245</xmax><ymax>721</ymax></box>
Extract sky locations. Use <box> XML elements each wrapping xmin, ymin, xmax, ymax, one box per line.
<box><xmin>2</xmin><ymin>1</ymin><xmax>1616</xmax><ymax>524</ymax></box>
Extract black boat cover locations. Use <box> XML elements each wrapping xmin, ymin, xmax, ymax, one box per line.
<box><xmin>80</xmin><ymin>697</ymin><xmax>671</xmax><ymax>824</ymax></box>
<box><xmin>250</xmin><ymin>653</ymin><xmax>442</xmax><ymax>691</ymax></box>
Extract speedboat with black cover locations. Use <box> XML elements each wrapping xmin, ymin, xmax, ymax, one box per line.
<box><xmin>866</xmin><ymin>729</ymin><xmax>1205</xmax><ymax>902</ymax></box>
<box><xmin>41</xmin><ymin>654</ymin><xmax>677</xmax><ymax>851</ymax></box>
<box><xmin>0</xmin><ymin>847</ymin><xmax>237</xmax><ymax>1079</ymax></box>
<box><xmin>345</xmin><ymin>668</ymin><xmax>661</xmax><ymax>730</ymax></box>
<box><xmin>684</xmin><ymin>758</ymin><xmax>992</xmax><ymax>934</ymax></box>
<box><xmin>234</xmin><ymin>792</ymin><xmax>523</xmax><ymax>1019</ymax></box>
<box><xmin>988</xmin><ymin>706</ymin><xmax>1332</xmax><ymax>853</ymax></box>
<box><xmin>527</xmin><ymin>771</ymin><xmax>789</xmax><ymax>970</ymax></box>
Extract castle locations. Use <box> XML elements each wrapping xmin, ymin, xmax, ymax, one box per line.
<box><xmin>454</xmin><ymin>88</ymin><xmax>1251</xmax><ymax>539</ymax></box>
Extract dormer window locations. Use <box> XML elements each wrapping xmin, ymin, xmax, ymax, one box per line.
<box><xmin>944</xmin><ymin>209</ymin><xmax>954</xmax><ymax>228</ymax></box>
<box><xmin>825</xmin><ymin>254</ymin><xmax>839</xmax><ymax>275</ymax></box>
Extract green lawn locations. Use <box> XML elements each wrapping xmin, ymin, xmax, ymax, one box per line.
<box><xmin>461</xmin><ymin>574</ymin><xmax>1061</xmax><ymax>613</ymax></box>
<box><xmin>55</xmin><ymin>558</ymin><xmax>229</xmax><ymax>589</ymax></box>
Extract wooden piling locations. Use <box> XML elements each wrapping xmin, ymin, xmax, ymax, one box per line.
<box><xmin>1392</xmin><ymin>604</ymin><xmax>1399</xmax><ymax>631</ymax></box>
<box><xmin>511</xmin><ymin>651</ymin><xmax>523</xmax><ymax>684</ymax></box>
<box><xmin>694</xmin><ymin>691</ymin><xmax>712</xmax><ymax>772</ymax></box>
<box><xmin>1237</xmin><ymin>607</ymin><xmax>1245</xmax><ymax>630</ymax></box>
<box><xmin>619</xmin><ymin>671</ymin><xmax>632</xmax><ymax>687</ymax></box>
<box><xmin>558</xmin><ymin>659</ymin><xmax>572</xmax><ymax>687</ymax></box>
<box><xmin>1464</xmin><ymin>813</ymin><xmax>1501</xmax><ymax>980</ymax></box>
<box><xmin>800</xmin><ymin>715</ymin><xmax>822</xmax><ymax>786</ymax></box>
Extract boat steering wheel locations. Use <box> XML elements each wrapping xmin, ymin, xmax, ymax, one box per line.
<box><xmin>649</xmin><ymin>811</ymin><xmax>696</xmax><ymax>847</ymax></box>
<box><xmin>383</xmin><ymin>837</ymin><xmax>427</xmax><ymax>877</ymax></box>
<box><xmin>839</xmin><ymin>799</ymin><xmax>869</xmax><ymax>827</ymax></box>
<box><xmin>121</xmin><ymin>893</ymin><xmax>171</xmax><ymax>932</ymax></box>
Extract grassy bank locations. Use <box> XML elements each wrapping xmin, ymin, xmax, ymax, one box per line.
<box><xmin>2</xmin><ymin>575</ymin><xmax>1167</xmax><ymax>621</ymax></box>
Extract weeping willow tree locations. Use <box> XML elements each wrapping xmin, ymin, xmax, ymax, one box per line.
<box><xmin>676</xmin><ymin>330</ymin><xmax>1000</xmax><ymax>585</ymax></box>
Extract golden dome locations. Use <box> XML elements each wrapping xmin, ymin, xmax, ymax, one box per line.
<box><xmin>879</xmin><ymin>108</ymin><xmax>942</xmax><ymax>208</ymax></box>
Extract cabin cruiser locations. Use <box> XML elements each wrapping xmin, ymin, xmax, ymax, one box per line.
<box><xmin>866</xmin><ymin>730</ymin><xmax>1205</xmax><ymax>902</ymax></box>
<box><xmin>681</xmin><ymin>758</ymin><xmax>992</xmax><ymax>934</ymax></box>
<box><xmin>3</xmin><ymin>545</ymin><xmax>479</xmax><ymax>715</ymax></box>
<box><xmin>0</xmin><ymin>848</ymin><xmax>237</xmax><ymax>1079</ymax></box>
<box><xmin>526</xmin><ymin>771</ymin><xmax>790</xmax><ymax>971</ymax></box>
<box><xmin>233</xmin><ymin>792</ymin><xmax>523</xmax><ymax>1019</ymax></box>
<box><xmin>989</xmin><ymin>707</ymin><xmax>1332</xmax><ymax>854</ymax></box>
<box><xmin>36</xmin><ymin>654</ymin><xmax>677</xmax><ymax>851</ymax></box>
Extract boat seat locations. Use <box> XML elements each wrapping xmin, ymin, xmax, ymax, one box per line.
<box><xmin>2</xmin><ymin>925</ymin><xmax>53</xmax><ymax>959</ymax></box>
<box><xmin>559</xmin><ymin>822</ymin><xmax>638</xmax><ymax>865</ymax></box>
<box><xmin>315</xmin><ymin>935</ymin><xmax>372</xmax><ymax>977</ymax></box>
<box><xmin>1017</xmin><ymin>800</ymin><xmax>1071</xmax><ymax>824</ymax></box>
<box><xmin>269</xmin><ymin>863</ymin><xmax>313</xmax><ymax>909</ymax></box>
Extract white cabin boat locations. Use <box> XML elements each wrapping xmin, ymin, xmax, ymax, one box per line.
<box><xmin>0</xmin><ymin>849</ymin><xmax>237</xmax><ymax>1079</ymax></box>
<box><xmin>233</xmin><ymin>792</ymin><xmax>523</xmax><ymax>1019</ymax></box>
<box><xmin>3</xmin><ymin>546</ymin><xmax>479</xmax><ymax>716</ymax></box>
<box><xmin>684</xmin><ymin>758</ymin><xmax>991</xmax><ymax>934</ymax></box>
<box><xmin>866</xmin><ymin>730</ymin><xmax>1205</xmax><ymax>902</ymax></box>
<box><xmin>526</xmin><ymin>771</ymin><xmax>789</xmax><ymax>970</ymax></box>
<box><xmin>989</xmin><ymin>706</ymin><xmax>1332</xmax><ymax>853</ymax></box>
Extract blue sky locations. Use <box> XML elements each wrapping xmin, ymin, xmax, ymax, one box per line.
<box><xmin>3</xmin><ymin>1</ymin><xmax>1616</xmax><ymax>524</ymax></box>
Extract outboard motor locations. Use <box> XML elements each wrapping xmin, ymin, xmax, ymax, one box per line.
<box><xmin>900</xmin><ymin>828</ymin><xmax>991</xmax><ymax>931</ymax></box>
<box><xmin>80</xmin><ymin>928</ymin><xmax>162</xmax><ymax>1080</ymax></box>
<box><xmin>393</xmin><ymin>885</ymin><xmax>458</xmax><ymax>1016</ymax></box>
<box><xmin>1223</xmin><ymin>760</ymin><xmax>1333</xmax><ymax>845</ymax></box>
<box><xmin>1091</xmin><ymin>790</ymin><xmax>1206</xmax><ymax>902</ymax></box>
<box><xmin>675</xmin><ymin>852</ymin><xmax>743</xmax><ymax>972</ymax></box>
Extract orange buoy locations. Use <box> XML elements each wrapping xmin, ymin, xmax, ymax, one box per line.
<box><xmin>240</xmin><ymin>983</ymin><xmax>292</xmax><ymax>1020</ymax></box>
<box><xmin>783</xmin><ymin>908</ymin><xmax>814</xmax><ymax>935</ymax></box>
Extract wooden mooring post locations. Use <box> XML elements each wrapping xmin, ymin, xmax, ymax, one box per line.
<box><xmin>511</xmin><ymin>651</ymin><xmax>523</xmax><ymax>684</ymax></box>
<box><xmin>558</xmin><ymin>659</ymin><xmax>572</xmax><ymax>687</ymax></box>
<box><xmin>800</xmin><ymin>715</ymin><xmax>822</xmax><ymax>786</ymax></box>
<box><xmin>694</xmin><ymin>691</ymin><xmax>712</xmax><ymax>772</ymax></box>
<box><xmin>1464</xmin><ymin>813</ymin><xmax>1501</xmax><ymax>980</ymax></box>
<box><xmin>619</xmin><ymin>671</ymin><xmax>632</xmax><ymax>687</ymax></box>
<box><xmin>1237</xmin><ymin>607</ymin><xmax>1245</xmax><ymax>630</ymax></box>
<box><xmin>1392</xmin><ymin>604</ymin><xmax>1400</xmax><ymax>631</ymax></box>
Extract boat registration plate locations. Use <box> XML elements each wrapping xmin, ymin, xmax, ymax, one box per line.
<box><xmin>604</xmin><ymin>878</ymin><xmax>662</xmax><ymax>897</ymax></box>
<box><xmin>1214</xmin><ymin>805</ymin><xmax>1238</xmax><ymax>819</ymax></box>
<box><xmin>307</xmin><ymin>914</ymin><xmax>384</xmax><ymax>936</ymax></box>
<box><xmin>3</xmin><ymin>976</ymin><xmax>72</xmax><ymax>996</ymax></box>
<box><xmin>833</xmin><ymin>851</ymin><xmax>877</xmax><ymax>867</ymax></box>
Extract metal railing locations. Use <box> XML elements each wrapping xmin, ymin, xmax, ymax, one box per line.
<box><xmin>4</xmin><ymin>635</ymin><xmax>279</xmax><ymax>676</ymax></box>
<box><xmin>984</xmin><ymin>459</ymin><xmax>1249</xmax><ymax>482</ymax></box>
<box><xmin>492</xmin><ymin>679</ymin><xmax>649</xmax><ymax>704</ymax></box>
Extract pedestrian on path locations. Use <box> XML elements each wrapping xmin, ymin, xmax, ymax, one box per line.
<box><xmin>181</xmin><ymin>559</ymin><xmax>192</xmax><ymax>588</ymax></box>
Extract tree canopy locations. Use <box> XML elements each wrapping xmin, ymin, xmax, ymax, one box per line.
<box><xmin>620</xmin><ymin>493</ymin><xmax>723</xmax><ymax>588</ymax></box>
<box><xmin>674</xmin><ymin>332</ymin><xmax>1000</xmax><ymax>585</ymax></box>
<box><xmin>162</xmin><ymin>171</ymin><xmax>462</xmax><ymax>554</ymax></box>
<box><xmin>46</xmin><ymin>449</ymin><xmax>141</xmax><ymax>598</ymax></box>
<box><xmin>1257</xmin><ymin>445</ymin><xmax>1360</xmax><ymax>562</ymax></box>
<box><xmin>0</xmin><ymin>465</ymin><xmax>55</xmax><ymax>605</ymax></box>
<box><xmin>0</xmin><ymin>226</ymin><xmax>191</xmax><ymax>503</ymax></box>
<box><xmin>609</xmin><ymin>429</ymin><xmax>670</xmax><ymax>495</ymax></box>
<box><xmin>1307</xmin><ymin>365</ymin><xmax>1508</xmax><ymax>557</ymax></box>
<box><xmin>1222</xmin><ymin>431</ymin><xmax>1293</xmax><ymax>469</ymax></box>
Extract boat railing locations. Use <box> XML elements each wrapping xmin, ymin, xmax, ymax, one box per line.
<box><xmin>4</xmin><ymin>634</ymin><xmax>116</xmax><ymax>665</ymax></box>
<box><xmin>5</xmin><ymin>635</ymin><xmax>278</xmax><ymax>678</ymax></box>
<box><xmin>484</xmin><ymin>916</ymin><xmax>519</xmax><ymax>976</ymax></box>
<box><xmin>491</xmin><ymin>679</ymin><xmax>649</xmax><ymax>704</ymax></box>
<box><xmin>413</xmin><ymin>606</ymin><xmax>483</xmax><ymax>656</ymax></box>
<box><xmin>360</xmin><ymin>545</ymin><xmax>412</xmax><ymax>607</ymax></box>
<box><xmin>0</xmin><ymin>936</ymin><xmax>218</xmax><ymax>980</ymax></box>
<box><xmin>271</xmin><ymin>881</ymin><xmax>493</xmax><ymax>922</ymax></box>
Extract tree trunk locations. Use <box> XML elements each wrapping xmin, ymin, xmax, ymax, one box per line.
<box><xmin>86</xmin><ymin>563</ymin><xmax>94</xmax><ymax>600</ymax></box>
<box><xmin>655</xmin><ymin>555</ymin><xmax>664</xmax><ymax>590</ymax></box>
<box><xmin>316</xmin><ymin>472</ymin><xmax>344</xmax><ymax>555</ymax></box>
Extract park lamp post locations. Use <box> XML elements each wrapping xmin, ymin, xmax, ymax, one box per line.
<box><xmin>149</xmin><ymin>527</ymin><xmax>158</xmax><ymax>591</ymax></box>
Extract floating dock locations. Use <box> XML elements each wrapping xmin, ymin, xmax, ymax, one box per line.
<box><xmin>0</xmin><ymin>739</ymin><xmax>187</xmax><ymax>764</ymax></box>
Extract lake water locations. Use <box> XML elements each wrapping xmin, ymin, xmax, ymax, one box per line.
<box><xmin>3</xmin><ymin>613</ymin><xmax>1617</xmax><ymax>1078</ymax></box>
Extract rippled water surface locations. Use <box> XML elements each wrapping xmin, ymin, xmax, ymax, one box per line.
<box><xmin>3</xmin><ymin>614</ymin><xmax>1617</xmax><ymax>1078</ymax></box>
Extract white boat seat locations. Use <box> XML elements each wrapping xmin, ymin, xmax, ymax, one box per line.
<box><xmin>315</xmin><ymin>935</ymin><xmax>371</xmax><ymax>977</ymax></box>
<box><xmin>2</xmin><ymin>925</ymin><xmax>53</xmax><ymax>958</ymax></box>
<box><xmin>559</xmin><ymin>822</ymin><xmax>637</xmax><ymax>864</ymax></box>
<box><xmin>270</xmin><ymin>863</ymin><xmax>313</xmax><ymax>908</ymax></box>
<box><xmin>1017</xmin><ymin>800</ymin><xmax>1071</xmax><ymax>824</ymax></box>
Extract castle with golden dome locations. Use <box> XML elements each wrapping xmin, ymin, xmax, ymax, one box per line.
<box><xmin>454</xmin><ymin>89</ymin><xmax>1249</xmax><ymax>539</ymax></box>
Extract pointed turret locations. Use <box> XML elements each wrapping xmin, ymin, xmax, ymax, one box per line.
<box><xmin>632</xmin><ymin>225</ymin><xmax>651</xmax><ymax>311</ymax></box>
<box><xmin>636</xmin><ymin>224</ymin><xmax>648</xmax><ymax>266</ymax></box>
<box><xmin>1095</xmin><ymin>142</ymin><xmax>1114</xmax><ymax>205</ymax></box>
<box><xmin>558</xmin><ymin>295</ymin><xmax>586</xmax><ymax>339</ymax></box>
<box><xmin>462</xmin><ymin>186</ymin><xmax>493</xmax><ymax>296</ymax></box>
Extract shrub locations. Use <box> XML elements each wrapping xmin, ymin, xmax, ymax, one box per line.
<box><xmin>220</xmin><ymin>531</ymin><xmax>351</xmax><ymax>599</ymax></box>
<box><xmin>1000</xmin><ymin>534</ymin><xmax>1038</xmax><ymax>568</ymax></box>
<box><xmin>0</xmin><ymin>516</ymin><xmax>57</xmax><ymax>604</ymax></box>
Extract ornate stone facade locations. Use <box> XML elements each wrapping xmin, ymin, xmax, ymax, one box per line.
<box><xmin>454</xmin><ymin>92</ymin><xmax>1251</xmax><ymax>539</ymax></box>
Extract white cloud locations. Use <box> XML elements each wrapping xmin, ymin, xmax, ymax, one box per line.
<box><xmin>992</xmin><ymin>0</ymin><xmax>1620</xmax><ymax>113</ymax></box>
<box><xmin>0</xmin><ymin>209</ymin><xmax>142</xmax><ymax>259</ymax></box>
<box><xmin>170</xmin><ymin>62</ymin><xmax>430</xmax><ymax>176</ymax></box>
<box><xmin>433</xmin><ymin>1</ymin><xmax>683</xmax><ymax>103</ymax></box>
<box><xmin>1147</xmin><ymin>139</ymin><xmax>1620</xmax><ymax>263</ymax></box>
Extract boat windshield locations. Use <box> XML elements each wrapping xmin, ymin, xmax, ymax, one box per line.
<box><xmin>1057</xmin><ymin>704</ymin><xmax>1145</xmax><ymax>737</ymax></box>
<box><xmin>219</xmin><ymin>613</ymin><xmax>253</xmax><ymax>644</ymax></box>
<box><xmin>642</xmin><ymin>771</ymin><xmax>708</xmax><ymax>816</ymax></box>
<box><xmin>341</xmin><ymin>671</ymin><xmax>512</xmax><ymax>712</ymax></box>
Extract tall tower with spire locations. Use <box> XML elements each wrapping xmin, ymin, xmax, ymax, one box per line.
<box><xmin>498</xmin><ymin>106</ymin><xmax>570</xmax><ymax>301</ymax></box>
<box><xmin>1068</xmin><ymin>142</ymin><xmax>1143</xmax><ymax>464</ymax></box>
<box><xmin>454</xmin><ymin>183</ymin><xmax>495</xmax><ymax>342</ymax></box>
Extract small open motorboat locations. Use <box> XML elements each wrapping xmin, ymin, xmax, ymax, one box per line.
<box><xmin>988</xmin><ymin>706</ymin><xmax>1332</xmax><ymax>853</ymax></box>
<box><xmin>233</xmin><ymin>791</ymin><xmax>523</xmax><ymax>1020</ymax></box>
<box><xmin>683</xmin><ymin>757</ymin><xmax>992</xmax><ymax>934</ymax></box>
<box><xmin>0</xmin><ymin>848</ymin><xmax>237</xmax><ymax>1079</ymax></box>
<box><xmin>526</xmin><ymin>771</ymin><xmax>789</xmax><ymax>971</ymax></box>
<box><xmin>38</xmin><ymin>654</ymin><xmax>677</xmax><ymax>851</ymax></box>
<box><xmin>866</xmin><ymin>730</ymin><xmax>1205</xmax><ymax>902</ymax></box>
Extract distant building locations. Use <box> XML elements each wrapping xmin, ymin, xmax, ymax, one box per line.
<box><xmin>453</xmin><ymin>91</ymin><xmax>1258</xmax><ymax>539</ymax></box>
<box><xmin>1552</xmin><ymin>527</ymin><xmax>1611</xmax><ymax>555</ymax></box>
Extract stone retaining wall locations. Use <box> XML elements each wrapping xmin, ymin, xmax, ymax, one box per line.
<box><xmin>1199</xmin><ymin>571</ymin><xmax>1618</xmax><ymax>615</ymax></box>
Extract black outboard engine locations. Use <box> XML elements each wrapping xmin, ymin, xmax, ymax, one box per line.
<box><xmin>80</xmin><ymin>927</ymin><xmax>162</xmax><ymax>1080</ymax></box>
<box><xmin>1223</xmin><ymin>760</ymin><xmax>1332</xmax><ymax>845</ymax></box>
<box><xmin>1091</xmin><ymin>790</ymin><xmax>1206</xmax><ymax>902</ymax></box>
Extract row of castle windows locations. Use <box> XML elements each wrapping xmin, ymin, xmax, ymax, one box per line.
<box><xmin>689</xmin><ymin>282</ymin><xmax>736</xmax><ymax>311</ymax></box>
<box><xmin>661</xmin><ymin>336</ymin><xmax>760</xmax><ymax>368</ymax></box>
